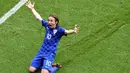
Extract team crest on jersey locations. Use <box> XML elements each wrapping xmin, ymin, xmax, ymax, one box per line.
<box><xmin>53</xmin><ymin>29</ymin><xmax>57</xmax><ymax>35</ymax></box>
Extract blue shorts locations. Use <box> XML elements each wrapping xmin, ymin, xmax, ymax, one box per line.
<box><xmin>30</xmin><ymin>55</ymin><xmax>54</xmax><ymax>71</ymax></box>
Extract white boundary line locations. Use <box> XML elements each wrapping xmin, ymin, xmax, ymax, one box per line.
<box><xmin>0</xmin><ymin>0</ymin><xmax>28</xmax><ymax>24</ymax></box>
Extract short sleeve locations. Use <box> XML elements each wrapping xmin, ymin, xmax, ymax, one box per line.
<box><xmin>41</xmin><ymin>19</ymin><xmax>48</xmax><ymax>27</ymax></box>
<box><xmin>59</xmin><ymin>27</ymin><xmax>67</xmax><ymax>36</ymax></box>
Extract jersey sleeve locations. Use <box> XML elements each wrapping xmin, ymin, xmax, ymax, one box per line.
<box><xmin>60</xmin><ymin>27</ymin><xmax>67</xmax><ymax>36</ymax></box>
<box><xmin>41</xmin><ymin>19</ymin><xmax>48</xmax><ymax>27</ymax></box>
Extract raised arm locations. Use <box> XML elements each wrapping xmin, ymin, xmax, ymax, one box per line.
<box><xmin>26</xmin><ymin>0</ymin><xmax>42</xmax><ymax>22</ymax></box>
<box><xmin>65</xmin><ymin>25</ymin><xmax>79</xmax><ymax>34</ymax></box>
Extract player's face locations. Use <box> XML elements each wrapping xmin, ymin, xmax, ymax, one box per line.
<box><xmin>48</xmin><ymin>17</ymin><xmax>57</xmax><ymax>28</ymax></box>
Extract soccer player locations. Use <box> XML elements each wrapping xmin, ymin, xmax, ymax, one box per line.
<box><xmin>26</xmin><ymin>1</ymin><xmax>79</xmax><ymax>73</ymax></box>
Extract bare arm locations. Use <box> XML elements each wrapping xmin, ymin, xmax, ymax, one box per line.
<box><xmin>65</xmin><ymin>25</ymin><xmax>79</xmax><ymax>34</ymax></box>
<box><xmin>26</xmin><ymin>1</ymin><xmax>42</xmax><ymax>21</ymax></box>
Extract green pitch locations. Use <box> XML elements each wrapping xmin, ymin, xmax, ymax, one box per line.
<box><xmin>0</xmin><ymin>0</ymin><xmax>130</xmax><ymax>73</ymax></box>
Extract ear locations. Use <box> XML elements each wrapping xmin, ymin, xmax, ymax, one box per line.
<box><xmin>55</xmin><ymin>21</ymin><xmax>58</xmax><ymax>24</ymax></box>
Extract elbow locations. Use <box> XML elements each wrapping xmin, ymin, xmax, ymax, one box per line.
<box><xmin>35</xmin><ymin>16</ymin><xmax>39</xmax><ymax>19</ymax></box>
<box><xmin>35</xmin><ymin>16</ymin><xmax>42</xmax><ymax>21</ymax></box>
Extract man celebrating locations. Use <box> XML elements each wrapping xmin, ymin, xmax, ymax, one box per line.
<box><xmin>26</xmin><ymin>1</ymin><xmax>79</xmax><ymax>73</ymax></box>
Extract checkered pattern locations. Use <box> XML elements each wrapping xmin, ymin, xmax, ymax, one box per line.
<box><xmin>37</xmin><ymin>20</ymin><xmax>66</xmax><ymax>57</ymax></box>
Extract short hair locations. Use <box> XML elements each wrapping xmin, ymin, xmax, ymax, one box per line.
<box><xmin>49</xmin><ymin>14</ymin><xmax>59</xmax><ymax>26</ymax></box>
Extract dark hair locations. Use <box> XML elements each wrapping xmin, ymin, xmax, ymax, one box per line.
<box><xmin>49</xmin><ymin>14</ymin><xmax>59</xmax><ymax>26</ymax></box>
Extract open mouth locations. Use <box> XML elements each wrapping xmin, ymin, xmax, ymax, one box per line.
<box><xmin>49</xmin><ymin>25</ymin><xmax>52</xmax><ymax>26</ymax></box>
<box><xmin>48</xmin><ymin>25</ymin><xmax>53</xmax><ymax>28</ymax></box>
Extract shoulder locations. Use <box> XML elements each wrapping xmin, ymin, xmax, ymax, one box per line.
<box><xmin>57</xmin><ymin>26</ymin><xmax>65</xmax><ymax>31</ymax></box>
<box><xmin>41</xmin><ymin>19</ymin><xmax>48</xmax><ymax>27</ymax></box>
<box><xmin>56</xmin><ymin>26</ymin><xmax>67</xmax><ymax>36</ymax></box>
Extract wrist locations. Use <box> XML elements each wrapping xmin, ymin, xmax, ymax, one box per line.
<box><xmin>30</xmin><ymin>7</ymin><xmax>34</xmax><ymax>10</ymax></box>
<box><xmin>73</xmin><ymin>29</ymin><xmax>76</xmax><ymax>33</ymax></box>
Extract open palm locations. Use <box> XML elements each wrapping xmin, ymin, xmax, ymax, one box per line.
<box><xmin>74</xmin><ymin>25</ymin><xmax>79</xmax><ymax>33</ymax></box>
<box><xmin>26</xmin><ymin>0</ymin><xmax>35</xmax><ymax>9</ymax></box>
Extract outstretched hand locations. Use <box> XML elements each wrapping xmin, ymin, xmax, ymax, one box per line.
<box><xmin>74</xmin><ymin>24</ymin><xmax>79</xmax><ymax>33</ymax></box>
<box><xmin>26</xmin><ymin>0</ymin><xmax>35</xmax><ymax>9</ymax></box>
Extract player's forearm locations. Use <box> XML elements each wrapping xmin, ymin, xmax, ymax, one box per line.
<box><xmin>31</xmin><ymin>8</ymin><xmax>42</xmax><ymax>21</ymax></box>
<box><xmin>65</xmin><ymin>29</ymin><xmax>76</xmax><ymax>34</ymax></box>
